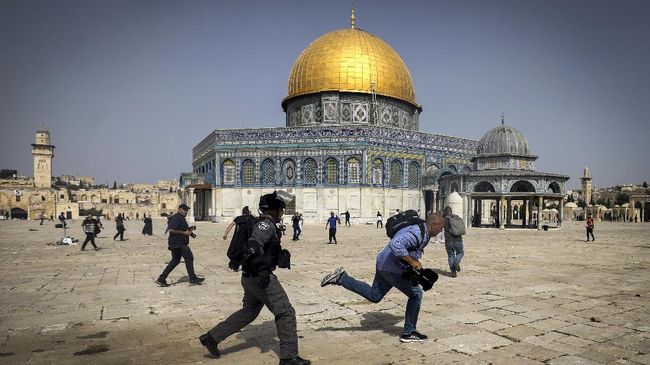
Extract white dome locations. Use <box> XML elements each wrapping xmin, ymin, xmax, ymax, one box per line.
<box><xmin>564</xmin><ymin>202</ymin><xmax>578</xmax><ymax>208</ymax></box>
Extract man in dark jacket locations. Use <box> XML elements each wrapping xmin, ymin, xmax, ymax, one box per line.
<box><xmin>155</xmin><ymin>204</ymin><xmax>204</xmax><ymax>286</ymax></box>
<box><xmin>113</xmin><ymin>214</ymin><xmax>126</xmax><ymax>241</ymax></box>
<box><xmin>443</xmin><ymin>206</ymin><xmax>464</xmax><ymax>278</ymax></box>
<box><xmin>199</xmin><ymin>192</ymin><xmax>310</xmax><ymax>365</ymax></box>
<box><xmin>80</xmin><ymin>214</ymin><xmax>99</xmax><ymax>251</ymax></box>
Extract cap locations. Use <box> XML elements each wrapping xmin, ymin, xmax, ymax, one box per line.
<box><xmin>179</xmin><ymin>203</ymin><xmax>190</xmax><ymax>211</ymax></box>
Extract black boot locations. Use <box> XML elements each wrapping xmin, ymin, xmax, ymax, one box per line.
<box><xmin>199</xmin><ymin>333</ymin><xmax>220</xmax><ymax>358</ymax></box>
<box><xmin>279</xmin><ymin>356</ymin><xmax>311</xmax><ymax>365</ymax></box>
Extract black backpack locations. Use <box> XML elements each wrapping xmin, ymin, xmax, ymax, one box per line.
<box><xmin>226</xmin><ymin>215</ymin><xmax>256</xmax><ymax>271</ymax></box>
<box><xmin>385</xmin><ymin>210</ymin><xmax>425</xmax><ymax>239</ymax></box>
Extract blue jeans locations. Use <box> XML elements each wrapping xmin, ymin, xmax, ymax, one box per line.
<box><xmin>339</xmin><ymin>270</ymin><xmax>423</xmax><ymax>335</ymax></box>
<box><xmin>445</xmin><ymin>241</ymin><xmax>464</xmax><ymax>270</ymax></box>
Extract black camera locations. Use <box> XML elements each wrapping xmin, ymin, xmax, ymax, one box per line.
<box><xmin>188</xmin><ymin>225</ymin><xmax>197</xmax><ymax>238</ymax></box>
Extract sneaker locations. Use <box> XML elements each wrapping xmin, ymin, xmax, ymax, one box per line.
<box><xmin>453</xmin><ymin>260</ymin><xmax>461</xmax><ymax>272</ymax></box>
<box><xmin>451</xmin><ymin>270</ymin><xmax>457</xmax><ymax>278</ymax></box>
<box><xmin>190</xmin><ymin>276</ymin><xmax>205</xmax><ymax>284</ymax></box>
<box><xmin>279</xmin><ymin>356</ymin><xmax>311</xmax><ymax>365</ymax></box>
<box><xmin>400</xmin><ymin>331</ymin><xmax>428</xmax><ymax>343</ymax></box>
<box><xmin>155</xmin><ymin>278</ymin><xmax>170</xmax><ymax>287</ymax></box>
<box><xmin>199</xmin><ymin>333</ymin><xmax>220</xmax><ymax>357</ymax></box>
<box><xmin>321</xmin><ymin>267</ymin><xmax>345</xmax><ymax>287</ymax></box>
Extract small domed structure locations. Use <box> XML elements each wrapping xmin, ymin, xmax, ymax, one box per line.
<box><xmin>564</xmin><ymin>202</ymin><xmax>578</xmax><ymax>208</ymax></box>
<box><xmin>477</xmin><ymin>124</ymin><xmax>531</xmax><ymax>156</ymax></box>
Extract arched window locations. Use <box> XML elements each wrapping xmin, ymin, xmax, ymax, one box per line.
<box><xmin>283</xmin><ymin>159</ymin><xmax>296</xmax><ymax>185</ymax></box>
<box><xmin>390</xmin><ymin>160</ymin><xmax>402</xmax><ymax>186</ymax></box>
<box><xmin>347</xmin><ymin>158</ymin><xmax>360</xmax><ymax>184</ymax></box>
<box><xmin>222</xmin><ymin>159</ymin><xmax>235</xmax><ymax>185</ymax></box>
<box><xmin>303</xmin><ymin>158</ymin><xmax>317</xmax><ymax>185</ymax></box>
<box><xmin>242</xmin><ymin>159</ymin><xmax>255</xmax><ymax>186</ymax></box>
<box><xmin>407</xmin><ymin>162</ymin><xmax>419</xmax><ymax>188</ymax></box>
<box><xmin>325</xmin><ymin>158</ymin><xmax>338</xmax><ymax>185</ymax></box>
<box><xmin>372</xmin><ymin>158</ymin><xmax>384</xmax><ymax>185</ymax></box>
<box><xmin>261</xmin><ymin>159</ymin><xmax>275</xmax><ymax>185</ymax></box>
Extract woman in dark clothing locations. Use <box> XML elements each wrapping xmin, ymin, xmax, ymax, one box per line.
<box><xmin>142</xmin><ymin>214</ymin><xmax>153</xmax><ymax>235</ymax></box>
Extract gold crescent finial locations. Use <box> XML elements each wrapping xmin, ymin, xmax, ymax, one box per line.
<box><xmin>351</xmin><ymin>5</ymin><xmax>356</xmax><ymax>29</ymax></box>
<box><xmin>501</xmin><ymin>112</ymin><xmax>505</xmax><ymax>125</ymax></box>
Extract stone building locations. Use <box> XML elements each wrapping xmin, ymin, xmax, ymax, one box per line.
<box><xmin>0</xmin><ymin>129</ymin><xmax>180</xmax><ymax>220</ymax></box>
<box><xmin>188</xmin><ymin>15</ymin><xmax>478</xmax><ymax>222</ymax></box>
<box><xmin>438</xmin><ymin>116</ymin><xmax>570</xmax><ymax>229</ymax></box>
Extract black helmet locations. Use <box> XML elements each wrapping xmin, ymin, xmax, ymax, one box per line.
<box><xmin>259</xmin><ymin>192</ymin><xmax>286</xmax><ymax>211</ymax></box>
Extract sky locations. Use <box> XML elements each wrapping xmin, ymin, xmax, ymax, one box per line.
<box><xmin>1</xmin><ymin>0</ymin><xmax>648</xmax><ymax>189</ymax></box>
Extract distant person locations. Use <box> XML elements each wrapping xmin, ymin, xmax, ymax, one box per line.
<box><xmin>49</xmin><ymin>214</ymin><xmax>54</xmax><ymax>222</ymax></box>
<box><xmin>586</xmin><ymin>213</ymin><xmax>595</xmax><ymax>242</ymax></box>
<box><xmin>292</xmin><ymin>212</ymin><xmax>302</xmax><ymax>241</ymax></box>
<box><xmin>94</xmin><ymin>216</ymin><xmax>103</xmax><ymax>237</ymax></box>
<box><xmin>142</xmin><ymin>214</ymin><xmax>153</xmax><ymax>236</ymax></box>
<box><xmin>155</xmin><ymin>204</ymin><xmax>204</xmax><ymax>286</ymax></box>
<box><xmin>321</xmin><ymin>213</ymin><xmax>445</xmax><ymax>343</ymax></box>
<box><xmin>113</xmin><ymin>214</ymin><xmax>125</xmax><ymax>241</ymax></box>
<box><xmin>80</xmin><ymin>214</ymin><xmax>99</xmax><ymax>251</ymax></box>
<box><xmin>326</xmin><ymin>212</ymin><xmax>339</xmax><ymax>244</ymax></box>
<box><xmin>223</xmin><ymin>206</ymin><xmax>253</xmax><ymax>241</ymax></box>
<box><xmin>58</xmin><ymin>212</ymin><xmax>67</xmax><ymax>228</ymax></box>
<box><xmin>443</xmin><ymin>206</ymin><xmax>465</xmax><ymax>278</ymax></box>
<box><xmin>39</xmin><ymin>212</ymin><xmax>45</xmax><ymax>225</ymax></box>
<box><xmin>136</xmin><ymin>212</ymin><xmax>140</xmax><ymax>220</ymax></box>
<box><xmin>376</xmin><ymin>211</ymin><xmax>383</xmax><ymax>229</ymax></box>
<box><xmin>344</xmin><ymin>210</ymin><xmax>351</xmax><ymax>227</ymax></box>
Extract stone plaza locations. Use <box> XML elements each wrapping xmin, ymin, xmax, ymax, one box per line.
<box><xmin>0</xmin><ymin>219</ymin><xmax>648</xmax><ymax>364</ymax></box>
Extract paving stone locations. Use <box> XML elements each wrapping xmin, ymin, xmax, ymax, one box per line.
<box><xmin>438</xmin><ymin>332</ymin><xmax>512</xmax><ymax>355</ymax></box>
<box><xmin>476</xmin><ymin>319</ymin><xmax>511</xmax><ymax>332</ymax></box>
<box><xmin>497</xmin><ymin>325</ymin><xmax>545</xmax><ymax>341</ymax></box>
<box><xmin>548</xmin><ymin>355</ymin><xmax>603</xmax><ymax>365</ymax></box>
<box><xmin>449</xmin><ymin>311</ymin><xmax>493</xmax><ymax>324</ymax></box>
<box><xmin>558</xmin><ymin>323</ymin><xmax>632</xmax><ymax>343</ymax></box>
<box><xmin>491</xmin><ymin>357</ymin><xmax>545</xmax><ymax>365</ymax></box>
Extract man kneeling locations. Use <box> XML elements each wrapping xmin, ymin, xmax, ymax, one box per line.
<box><xmin>321</xmin><ymin>213</ymin><xmax>445</xmax><ymax>342</ymax></box>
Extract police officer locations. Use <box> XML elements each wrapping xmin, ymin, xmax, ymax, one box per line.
<box><xmin>199</xmin><ymin>192</ymin><xmax>310</xmax><ymax>365</ymax></box>
<box><xmin>155</xmin><ymin>204</ymin><xmax>204</xmax><ymax>287</ymax></box>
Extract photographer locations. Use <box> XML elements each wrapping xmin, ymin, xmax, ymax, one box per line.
<box><xmin>155</xmin><ymin>204</ymin><xmax>204</xmax><ymax>287</ymax></box>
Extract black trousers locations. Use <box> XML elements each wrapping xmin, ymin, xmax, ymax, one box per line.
<box><xmin>586</xmin><ymin>228</ymin><xmax>595</xmax><ymax>241</ymax></box>
<box><xmin>208</xmin><ymin>274</ymin><xmax>298</xmax><ymax>359</ymax></box>
<box><xmin>377</xmin><ymin>221</ymin><xmax>383</xmax><ymax>228</ymax></box>
<box><xmin>292</xmin><ymin>224</ymin><xmax>301</xmax><ymax>240</ymax></box>
<box><xmin>81</xmin><ymin>233</ymin><xmax>97</xmax><ymax>249</ymax></box>
<box><xmin>345</xmin><ymin>218</ymin><xmax>350</xmax><ymax>226</ymax></box>
<box><xmin>159</xmin><ymin>245</ymin><xmax>197</xmax><ymax>280</ymax></box>
<box><xmin>113</xmin><ymin>227</ymin><xmax>125</xmax><ymax>240</ymax></box>
<box><xmin>328</xmin><ymin>228</ymin><xmax>337</xmax><ymax>243</ymax></box>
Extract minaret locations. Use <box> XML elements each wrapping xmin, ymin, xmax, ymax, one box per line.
<box><xmin>580</xmin><ymin>166</ymin><xmax>592</xmax><ymax>205</ymax></box>
<box><xmin>32</xmin><ymin>128</ymin><xmax>55</xmax><ymax>188</ymax></box>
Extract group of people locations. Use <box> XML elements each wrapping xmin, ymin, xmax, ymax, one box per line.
<box><xmin>76</xmin><ymin>212</ymin><xmax>155</xmax><ymax>251</ymax></box>
<box><xmin>147</xmin><ymin>191</ymin><xmax>468</xmax><ymax>365</ymax></box>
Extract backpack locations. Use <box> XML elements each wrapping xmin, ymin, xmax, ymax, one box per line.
<box><xmin>386</xmin><ymin>210</ymin><xmax>425</xmax><ymax>239</ymax></box>
<box><xmin>226</xmin><ymin>215</ymin><xmax>257</xmax><ymax>271</ymax></box>
<box><xmin>447</xmin><ymin>214</ymin><xmax>466</xmax><ymax>236</ymax></box>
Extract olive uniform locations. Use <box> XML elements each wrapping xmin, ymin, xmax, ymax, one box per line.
<box><xmin>207</xmin><ymin>215</ymin><xmax>299</xmax><ymax>359</ymax></box>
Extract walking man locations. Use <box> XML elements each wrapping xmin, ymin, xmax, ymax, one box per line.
<box><xmin>292</xmin><ymin>212</ymin><xmax>301</xmax><ymax>241</ymax></box>
<box><xmin>113</xmin><ymin>213</ymin><xmax>125</xmax><ymax>241</ymax></box>
<box><xmin>321</xmin><ymin>213</ymin><xmax>445</xmax><ymax>342</ymax></box>
<box><xmin>586</xmin><ymin>213</ymin><xmax>595</xmax><ymax>241</ymax></box>
<box><xmin>443</xmin><ymin>206</ymin><xmax>465</xmax><ymax>278</ymax></box>
<box><xmin>80</xmin><ymin>214</ymin><xmax>99</xmax><ymax>251</ymax></box>
<box><xmin>199</xmin><ymin>192</ymin><xmax>310</xmax><ymax>365</ymax></box>
<box><xmin>58</xmin><ymin>212</ymin><xmax>67</xmax><ymax>228</ymax></box>
<box><xmin>326</xmin><ymin>212</ymin><xmax>338</xmax><ymax>244</ymax></box>
<box><xmin>344</xmin><ymin>210</ymin><xmax>351</xmax><ymax>227</ymax></box>
<box><xmin>376</xmin><ymin>211</ymin><xmax>383</xmax><ymax>228</ymax></box>
<box><xmin>155</xmin><ymin>204</ymin><xmax>204</xmax><ymax>286</ymax></box>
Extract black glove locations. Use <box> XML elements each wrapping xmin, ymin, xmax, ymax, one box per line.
<box><xmin>258</xmin><ymin>270</ymin><xmax>271</xmax><ymax>289</ymax></box>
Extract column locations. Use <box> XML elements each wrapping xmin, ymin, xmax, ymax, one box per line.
<box><xmin>558</xmin><ymin>197</ymin><xmax>564</xmax><ymax>228</ymax></box>
<box><xmin>499</xmin><ymin>197</ymin><xmax>506</xmax><ymax>230</ymax></box>
<box><xmin>522</xmin><ymin>199</ymin><xmax>527</xmax><ymax>227</ymax></box>
<box><xmin>187</xmin><ymin>187</ymin><xmax>195</xmax><ymax>222</ymax></box>
<box><xmin>537</xmin><ymin>196</ymin><xmax>543</xmax><ymax>230</ymax></box>
<box><xmin>432</xmin><ymin>190</ymin><xmax>438</xmax><ymax>213</ymax></box>
<box><xmin>506</xmin><ymin>197</ymin><xmax>512</xmax><ymax>227</ymax></box>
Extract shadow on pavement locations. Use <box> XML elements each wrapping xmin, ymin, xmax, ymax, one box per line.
<box><xmin>213</xmin><ymin>321</ymin><xmax>280</xmax><ymax>357</ymax></box>
<box><xmin>315</xmin><ymin>311</ymin><xmax>403</xmax><ymax>336</ymax></box>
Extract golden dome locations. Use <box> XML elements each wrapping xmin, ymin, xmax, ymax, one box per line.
<box><xmin>284</xmin><ymin>28</ymin><xmax>418</xmax><ymax>108</ymax></box>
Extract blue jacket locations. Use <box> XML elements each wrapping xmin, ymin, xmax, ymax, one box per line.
<box><xmin>376</xmin><ymin>224</ymin><xmax>430</xmax><ymax>274</ymax></box>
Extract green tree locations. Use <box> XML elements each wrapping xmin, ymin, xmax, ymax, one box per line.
<box><xmin>615</xmin><ymin>192</ymin><xmax>629</xmax><ymax>206</ymax></box>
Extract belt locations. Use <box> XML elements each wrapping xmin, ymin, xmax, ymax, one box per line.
<box><xmin>242</xmin><ymin>272</ymin><xmax>259</xmax><ymax>278</ymax></box>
